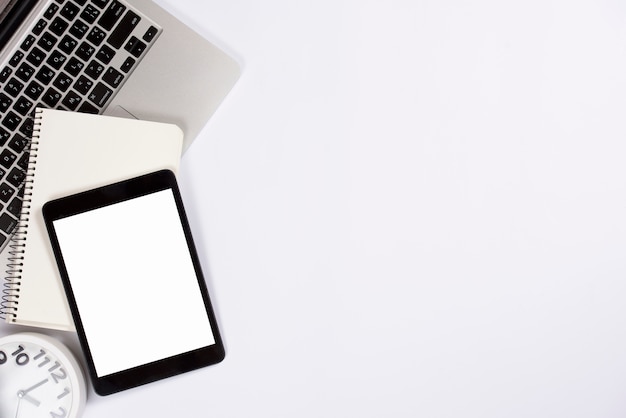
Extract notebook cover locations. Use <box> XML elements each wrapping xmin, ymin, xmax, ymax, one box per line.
<box><xmin>3</xmin><ymin>108</ymin><xmax>183</xmax><ymax>331</ymax></box>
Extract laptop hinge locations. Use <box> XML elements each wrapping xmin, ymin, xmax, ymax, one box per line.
<box><xmin>0</xmin><ymin>0</ymin><xmax>39</xmax><ymax>51</ymax></box>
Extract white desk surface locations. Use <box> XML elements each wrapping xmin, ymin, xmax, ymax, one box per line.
<box><xmin>3</xmin><ymin>0</ymin><xmax>626</xmax><ymax>416</ymax></box>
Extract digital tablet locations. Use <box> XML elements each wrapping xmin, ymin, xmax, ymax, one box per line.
<box><xmin>43</xmin><ymin>170</ymin><xmax>224</xmax><ymax>396</ymax></box>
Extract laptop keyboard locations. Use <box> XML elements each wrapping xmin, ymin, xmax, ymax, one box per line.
<box><xmin>0</xmin><ymin>0</ymin><xmax>161</xmax><ymax>250</ymax></box>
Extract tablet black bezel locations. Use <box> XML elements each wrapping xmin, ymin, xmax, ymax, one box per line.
<box><xmin>43</xmin><ymin>169</ymin><xmax>224</xmax><ymax>396</ymax></box>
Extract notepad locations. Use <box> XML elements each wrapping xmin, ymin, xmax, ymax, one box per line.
<box><xmin>0</xmin><ymin>108</ymin><xmax>183</xmax><ymax>331</ymax></box>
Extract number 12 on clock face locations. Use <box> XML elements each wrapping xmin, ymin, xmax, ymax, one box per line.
<box><xmin>0</xmin><ymin>333</ymin><xmax>87</xmax><ymax>418</ymax></box>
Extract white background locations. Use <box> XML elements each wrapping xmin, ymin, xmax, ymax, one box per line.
<box><xmin>3</xmin><ymin>0</ymin><xmax>626</xmax><ymax>417</ymax></box>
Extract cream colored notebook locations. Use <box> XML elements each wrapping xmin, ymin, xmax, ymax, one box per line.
<box><xmin>1</xmin><ymin>108</ymin><xmax>183</xmax><ymax>331</ymax></box>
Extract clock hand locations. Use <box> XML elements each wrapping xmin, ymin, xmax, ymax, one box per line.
<box><xmin>17</xmin><ymin>378</ymin><xmax>49</xmax><ymax>407</ymax></box>
<box><xmin>21</xmin><ymin>378</ymin><xmax>49</xmax><ymax>394</ymax></box>
<box><xmin>17</xmin><ymin>392</ymin><xmax>41</xmax><ymax>407</ymax></box>
<box><xmin>13</xmin><ymin>397</ymin><xmax>22</xmax><ymax>418</ymax></box>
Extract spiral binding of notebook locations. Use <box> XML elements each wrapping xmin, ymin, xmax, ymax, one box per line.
<box><xmin>0</xmin><ymin>109</ymin><xmax>41</xmax><ymax>322</ymax></box>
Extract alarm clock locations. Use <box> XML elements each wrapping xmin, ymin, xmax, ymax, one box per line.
<box><xmin>0</xmin><ymin>332</ymin><xmax>87</xmax><ymax>418</ymax></box>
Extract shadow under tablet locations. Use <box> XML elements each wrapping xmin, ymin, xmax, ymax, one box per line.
<box><xmin>43</xmin><ymin>169</ymin><xmax>224</xmax><ymax>395</ymax></box>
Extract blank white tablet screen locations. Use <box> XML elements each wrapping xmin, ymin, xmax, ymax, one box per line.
<box><xmin>52</xmin><ymin>189</ymin><xmax>215</xmax><ymax>377</ymax></box>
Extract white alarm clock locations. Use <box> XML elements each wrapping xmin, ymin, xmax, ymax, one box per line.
<box><xmin>0</xmin><ymin>332</ymin><xmax>87</xmax><ymax>418</ymax></box>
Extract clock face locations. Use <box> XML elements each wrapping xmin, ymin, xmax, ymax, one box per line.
<box><xmin>0</xmin><ymin>333</ymin><xmax>86</xmax><ymax>418</ymax></box>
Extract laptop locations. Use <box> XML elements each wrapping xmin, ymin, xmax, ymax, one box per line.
<box><xmin>0</xmin><ymin>0</ymin><xmax>240</xmax><ymax>250</ymax></box>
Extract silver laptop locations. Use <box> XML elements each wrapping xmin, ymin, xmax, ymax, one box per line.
<box><xmin>0</xmin><ymin>0</ymin><xmax>240</xmax><ymax>249</ymax></box>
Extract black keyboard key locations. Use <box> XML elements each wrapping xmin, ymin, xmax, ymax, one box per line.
<box><xmin>26</xmin><ymin>47</ymin><xmax>46</xmax><ymax>66</ymax></box>
<box><xmin>124</xmin><ymin>36</ymin><xmax>146</xmax><ymax>58</ymax></box>
<box><xmin>91</xmin><ymin>0</ymin><xmax>109</xmax><ymax>8</ymax></box>
<box><xmin>6</xmin><ymin>167</ymin><xmax>25</xmax><ymax>188</ymax></box>
<box><xmin>80</xmin><ymin>4</ymin><xmax>101</xmax><ymax>23</ymax></box>
<box><xmin>13</xmin><ymin>97</ymin><xmax>33</xmax><ymax>116</ymax></box>
<box><xmin>4</xmin><ymin>78</ymin><xmax>24</xmax><ymax>98</ymax></box>
<box><xmin>62</xmin><ymin>90</ymin><xmax>82</xmax><ymax>110</ymax></box>
<box><xmin>64</xmin><ymin>57</ymin><xmax>84</xmax><ymax>76</ymax></box>
<box><xmin>6</xmin><ymin>197</ymin><xmax>21</xmax><ymax>219</ymax></box>
<box><xmin>20</xmin><ymin>35</ymin><xmax>36</xmax><ymax>51</ymax></box>
<box><xmin>96</xmin><ymin>44</ymin><xmax>115</xmax><ymax>64</ymax></box>
<box><xmin>18</xmin><ymin>118</ymin><xmax>34</xmax><ymax>138</ymax></box>
<box><xmin>78</xmin><ymin>101</ymin><xmax>98</xmax><ymax>113</ymax></box>
<box><xmin>8</xmin><ymin>134</ymin><xmax>28</xmax><ymax>153</ymax></box>
<box><xmin>0</xmin><ymin>183</ymin><xmax>15</xmax><ymax>203</ymax></box>
<box><xmin>15</xmin><ymin>63</ymin><xmax>35</xmax><ymax>82</ymax></box>
<box><xmin>42</xmin><ymin>87</ymin><xmax>62</xmax><ymax>107</ymax></box>
<box><xmin>59</xmin><ymin>35</ymin><xmax>78</xmax><ymax>54</ymax></box>
<box><xmin>69</xmin><ymin>19</ymin><xmax>89</xmax><ymax>39</ymax></box>
<box><xmin>2</xmin><ymin>112</ymin><xmax>22</xmax><ymax>130</ymax></box>
<box><xmin>0</xmin><ymin>213</ymin><xmax>17</xmax><ymax>235</ymax></box>
<box><xmin>38</xmin><ymin>32</ymin><xmax>58</xmax><ymax>51</ymax></box>
<box><xmin>44</xmin><ymin>4</ymin><xmax>60</xmax><ymax>20</ymax></box>
<box><xmin>74</xmin><ymin>75</ymin><xmax>93</xmax><ymax>94</ymax></box>
<box><xmin>0</xmin><ymin>149</ymin><xmax>17</xmax><ymax>169</ymax></box>
<box><xmin>60</xmin><ymin>2</ymin><xmax>80</xmax><ymax>21</ymax></box>
<box><xmin>143</xmin><ymin>26</ymin><xmax>158</xmax><ymax>42</ymax></box>
<box><xmin>17</xmin><ymin>152</ymin><xmax>30</xmax><ymax>170</ymax></box>
<box><xmin>119</xmin><ymin>56</ymin><xmax>135</xmax><ymax>73</ymax></box>
<box><xmin>53</xmin><ymin>72</ymin><xmax>73</xmax><ymax>92</ymax></box>
<box><xmin>35</xmin><ymin>65</ymin><xmax>56</xmax><ymax>85</ymax></box>
<box><xmin>76</xmin><ymin>41</ymin><xmax>95</xmax><ymax>61</ymax></box>
<box><xmin>49</xmin><ymin>17</ymin><xmax>69</xmax><ymax>36</ymax></box>
<box><xmin>9</xmin><ymin>51</ymin><xmax>24</xmax><ymax>67</ymax></box>
<box><xmin>85</xmin><ymin>60</ymin><xmax>104</xmax><ymax>79</ymax></box>
<box><xmin>87</xmin><ymin>27</ymin><xmax>106</xmax><ymax>46</ymax></box>
<box><xmin>0</xmin><ymin>128</ymin><xmax>10</xmax><ymax>145</ymax></box>
<box><xmin>0</xmin><ymin>66</ymin><xmax>12</xmax><ymax>82</ymax></box>
<box><xmin>107</xmin><ymin>10</ymin><xmax>140</xmax><ymax>49</ymax></box>
<box><xmin>88</xmin><ymin>82</ymin><xmax>112</xmax><ymax>107</ymax></box>
<box><xmin>99</xmin><ymin>0</ymin><xmax>125</xmax><ymax>30</ymax></box>
<box><xmin>47</xmin><ymin>50</ymin><xmax>67</xmax><ymax>69</ymax></box>
<box><xmin>32</xmin><ymin>19</ymin><xmax>47</xmax><ymax>36</ymax></box>
<box><xmin>73</xmin><ymin>0</ymin><xmax>87</xmax><ymax>5</ymax></box>
<box><xmin>0</xmin><ymin>93</ymin><xmax>12</xmax><ymax>112</ymax></box>
<box><xmin>102</xmin><ymin>67</ymin><xmax>123</xmax><ymax>88</ymax></box>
